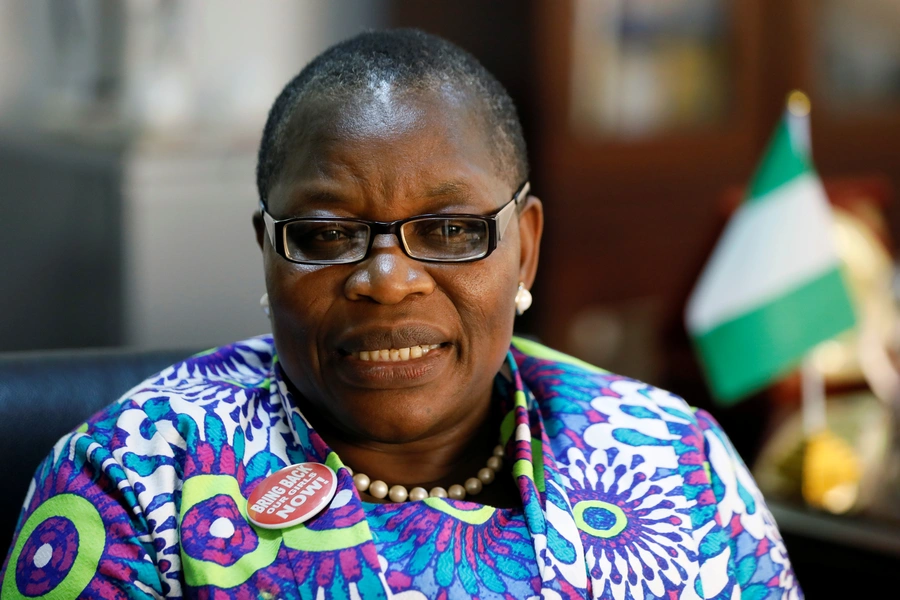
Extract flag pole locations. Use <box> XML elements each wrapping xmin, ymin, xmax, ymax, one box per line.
<box><xmin>789</xmin><ymin>90</ymin><xmax>862</xmax><ymax>513</ymax></box>
<box><xmin>786</xmin><ymin>89</ymin><xmax>812</xmax><ymax>158</ymax></box>
<box><xmin>786</xmin><ymin>90</ymin><xmax>826</xmax><ymax>437</ymax></box>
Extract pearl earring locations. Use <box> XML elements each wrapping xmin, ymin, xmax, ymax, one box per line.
<box><xmin>260</xmin><ymin>293</ymin><xmax>270</xmax><ymax>317</ymax></box>
<box><xmin>514</xmin><ymin>283</ymin><xmax>532</xmax><ymax>315</ymax></box>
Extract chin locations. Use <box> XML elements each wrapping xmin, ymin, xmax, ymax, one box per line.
<box><xmin>336</xmin><ymin>391</ymin><xmax>453</xmax><ymax>444</ymax></box>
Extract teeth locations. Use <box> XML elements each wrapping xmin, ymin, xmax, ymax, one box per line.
<box><xmin>356</xmin><ymin>344</ymin><xmax>440</xmax><ymax>362</ymax></box>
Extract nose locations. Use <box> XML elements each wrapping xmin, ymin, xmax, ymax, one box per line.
<box><xmin>344</xmin><ymin>234</ymin><xmax>436</xmax><ymax>304</ymax></box>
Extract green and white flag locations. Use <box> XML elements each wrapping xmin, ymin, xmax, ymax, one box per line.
<box><xmin>686</xmin><ymin>115</ymin><xmax>856</xmax><ymax>404</ymax></box>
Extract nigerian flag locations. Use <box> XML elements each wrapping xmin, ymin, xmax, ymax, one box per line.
<box><xmin>686</xmin><ymin>112</ymin><xmax>856</xmax><ymax>404</ymax></box>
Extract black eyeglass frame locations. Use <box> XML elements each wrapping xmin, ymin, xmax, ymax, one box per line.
<box><xmin>260</xmin><ymin>181</ymin><xmax>531</xmax><ymax>265</ymax></box>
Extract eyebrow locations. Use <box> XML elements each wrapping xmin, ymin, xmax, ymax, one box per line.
<box><xmin>281</xmin><ymin>180</ymin><xmax>482</xmax><ymax>217</ymax></box>
<box><xmin>293</xmin><ymin>180</ymin><xmax>477</xmax><ymax>204</ymax></box>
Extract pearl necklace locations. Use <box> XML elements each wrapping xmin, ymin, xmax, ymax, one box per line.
<box><xmin>347</xmin><ymin>444</ymin><xmax>506</xmax><ymax>503</ymax></box>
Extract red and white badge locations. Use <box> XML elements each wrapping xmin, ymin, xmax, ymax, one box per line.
<box><xmin>246</xmin><ymin>462</ymin><xmax>337</xmax><ymax>529</ymax></box>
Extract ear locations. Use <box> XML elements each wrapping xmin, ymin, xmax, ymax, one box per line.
<box><xmin>253</xmin><ymin>210</ymin><xmax>265</xmax><ymax>251</ymax></box>
<box><xmin>517</xmin><ymin>195</ymin><xmax>543</xmax><ymax>288</ymax></box>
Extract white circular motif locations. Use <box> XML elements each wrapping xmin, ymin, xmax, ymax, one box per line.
<box><xmin>331</xmin><ymin>489</ymin><xmax>353</xmax><ymax>509</ymax></box>
<box><xmin>33</xmin><ymin>543</ymin><xmax>53</xmax><ymax>569</ymax></box>
<box><xmin>208</xmin><ymin>517</ymin><xmax>235</xmax><ymax>539</ymax></box>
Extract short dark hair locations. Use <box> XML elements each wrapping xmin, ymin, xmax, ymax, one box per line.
<box><xmin>256</xmin><ymin>28</ymin><xmax>528</xmax><ymax>206</ymax></box>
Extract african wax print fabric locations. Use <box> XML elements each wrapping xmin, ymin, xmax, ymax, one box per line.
<box><xmin>1</xmin><ymin>335</ymin><xmax>802</xmax><ymax>599</ymax></box>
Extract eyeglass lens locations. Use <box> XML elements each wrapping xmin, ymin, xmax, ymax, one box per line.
<box><xmin>284</xmin><ymin>221</ymin><xmax>369</xmax><ymax>262</ymax></box>
<box><xmin>283</xmin><ymin>217</ymin><xmax>490</xmax><ymax>263</ymax></box>
<box><xmin>402</xmin><ymin>218</ymin><xmax>489</xmax><ymax>260</ymax></box>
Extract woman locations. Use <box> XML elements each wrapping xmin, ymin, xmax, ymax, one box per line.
<box><xmin>2</xmin><ymin>30</ymin><xmax>801</xmax><ymax>599</ymax></box>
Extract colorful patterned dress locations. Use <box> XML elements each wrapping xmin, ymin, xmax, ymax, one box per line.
<box><xmin>1</xmin><ymin>336</ymin><xmax>802</xmax><ymax>599</ymax></box>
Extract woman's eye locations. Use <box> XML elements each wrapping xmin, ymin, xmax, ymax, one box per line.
<box><xmin>428</xmin><ymin>222</ymin><xmax>471</xmax><ymax>239</ymax></box>
<box><xmin>314</xmin><ymin>229</ymin><xmax>350</xmax><ymax>242</ymax></box>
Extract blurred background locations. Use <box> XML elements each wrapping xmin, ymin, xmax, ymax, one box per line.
<box><xmin>3</xmin><ymin>0</ymin><xmax>900</xmax><ymax>592</ymax></box>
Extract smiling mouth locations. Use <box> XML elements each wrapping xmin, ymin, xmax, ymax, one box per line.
<box><xmin>356</xmin><ymin>344</ymin><xmax>441</xmax><ymax>362</ymax></box>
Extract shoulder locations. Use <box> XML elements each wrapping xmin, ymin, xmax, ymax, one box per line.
<box><xmin>75</xmin><ymin>336</ymin><xmax>276</xmax><ymax>462</ymax></box>
<box><xmin>511</xmin><ymin>336</ymin><xmax>702</xmax><ymax>429</ymax></box>
<box><xmin>129</xmin><ymin>334</ymin><xmax>276</xmax><ymax>404</ymax></box>
<box><xmin>7</xmin><ymin>337</ymin><xmax>280</xmax><ymax>596</ymax></box>
<box><xmin>80</xmin><ymin>335</ymin><xmax>277</xmax><ymax>438</ymax></box>
<box><xmin>511</xmin><ymin>337</ymin><xmax>728</xmax><ymax>477</ymax></box>
<box><xmin>510</xmin><ymin>344</ymin><xmax>800</xmax><ymax>595</ymax></box>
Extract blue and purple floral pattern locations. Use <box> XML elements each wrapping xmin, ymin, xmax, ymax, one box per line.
<box><xmin>1</xmin><ymin>335</ymin><xmax>802</xmax><ymax>599</ymax></box>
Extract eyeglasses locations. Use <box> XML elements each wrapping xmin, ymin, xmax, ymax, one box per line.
<box><xmin>260</xmin><ymin>181</ymin><xmax>530</xmax><ymax>265</ymax></box>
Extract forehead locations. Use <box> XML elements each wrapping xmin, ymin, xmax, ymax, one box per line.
<box><xmin>268</xmin><ymin>85</ymin><xmax>507</xmax><ymax>214</ymax></box>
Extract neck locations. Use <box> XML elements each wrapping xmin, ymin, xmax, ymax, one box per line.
<box><xmin>288</xmin><ymin>382</ymin><xmax>521</xmax><ymax>506</ymax></box>
<box><xmin>282</xmin><ymin>368</ymin><xmax>523</xmax><ymax>507</ymax></box>
<box><xmin>314</xmin><ymin>394</ymin><xmax>500</xmax><ymax>490</ymax></box>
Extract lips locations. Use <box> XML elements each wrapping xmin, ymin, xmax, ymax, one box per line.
<box><xmin>332</xmin><ymin>324</ymin><xmax>452</xmax><ymax>387</ymax></box>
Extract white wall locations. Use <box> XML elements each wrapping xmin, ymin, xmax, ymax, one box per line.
<box><xmin>118</xmin><ymin>0</ymin><xmax>386</xmax><ymax>349</ymax></box>
<box><xmin>120</xmin><ymin>0</ymin><xmax>384</xmax><ymax>133</ymax></box>
<box><xmin>0</xmin><ymin>0</ymin><xmax>387</xmax><ymax>351</ymax></box>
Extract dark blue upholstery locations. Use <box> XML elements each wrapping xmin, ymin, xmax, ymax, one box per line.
<box><xmin>0</xmin><ymin>347</ymin><xmax>195</xmax><ymax>555</ymax></box>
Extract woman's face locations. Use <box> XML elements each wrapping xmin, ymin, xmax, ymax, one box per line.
<box><xmin>254</xmin><ymin>86</ymin><xmax>542</xmax><ymax>445</ymax></box>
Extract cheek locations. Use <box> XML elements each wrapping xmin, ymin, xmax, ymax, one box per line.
<box><xmin>268</xmin><ymin>265</ymin><xmax>313</xmax><ymax>324</ymax></box>
<box><xmin>442</xmin><ymin>253</ymin><xmax>519</xmax><ymax>348</ymax></box>
<box><xmin>266</xmin><ymin>257</ymin><xmax>342</xmax><ymax>314</ymax></box>
<box><xmin>265</xmin><ymin>261</ymin><xmax>344</xmax><ymax>365</ymax></box>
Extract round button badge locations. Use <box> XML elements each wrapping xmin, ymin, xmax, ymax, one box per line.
<box><xmin>247</xmin><ymin>463</ymin><xmax>337</xmax><ymax>529</ymax></box>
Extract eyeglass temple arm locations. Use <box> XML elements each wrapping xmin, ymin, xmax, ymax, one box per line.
<box><xmin>260</xmin><ymin>203</ymin><xmax>276</xmax><ymax>247</ymax></box>
<box><xmin>497</xmin><ymin>181</ymin><xmax>530</xmax><ymax>242</ymax></box>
